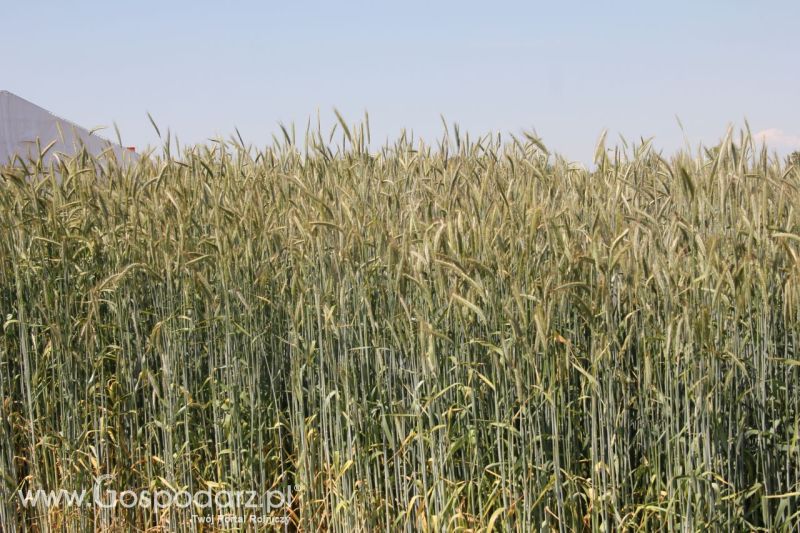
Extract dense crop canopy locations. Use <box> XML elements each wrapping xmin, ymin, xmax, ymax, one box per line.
<box><xmin>1</xmin><ymin>125</ymin><xmax>799</xmax><ymax>530</ymax></box>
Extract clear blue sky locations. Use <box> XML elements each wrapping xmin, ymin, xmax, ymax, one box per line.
<box><xmin>2</xmin><ymin>1</ymin><xmax>798</xmax><ymax>162</ymax></box>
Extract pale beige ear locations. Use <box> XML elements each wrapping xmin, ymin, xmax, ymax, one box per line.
<box><xmin>56</xmin><ymin>120</ymin><xmax>65</xmax><ymax>145</ymax></box>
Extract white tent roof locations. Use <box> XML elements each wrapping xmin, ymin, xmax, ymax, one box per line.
<box><xmin>0</xmin><ymin>90</ymin><xmax>137</xmax><ymax>165</ymax></box>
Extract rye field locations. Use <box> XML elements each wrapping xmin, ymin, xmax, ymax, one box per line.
<box><xmin>1</xmin><ymin>124</ymin><xmax>800</xmax><ymax>531</ymax></box>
